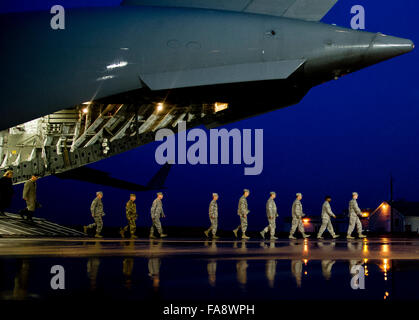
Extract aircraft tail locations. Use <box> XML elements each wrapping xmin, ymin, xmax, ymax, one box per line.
<box><xmin>146</xmin><ymin>163</ymin><xmax>173</xmax><ymax>190</ymax></box>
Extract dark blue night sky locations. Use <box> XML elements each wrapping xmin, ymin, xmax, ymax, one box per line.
<box><xmin>2</xmin><ymin>1</ymin><xmax>418</xmax><ymax>232</ymax></box>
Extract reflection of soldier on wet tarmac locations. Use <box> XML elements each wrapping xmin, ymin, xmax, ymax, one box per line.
<box><xmin>236</xmin><ymin>260</ymin><xmax>248</xmax><ymax>288</ymax></box>
<box><xmin>120</xmin><ymin>194</ymin><xmax>138</xmax><ymax>239</ymax></box>
<box><xmin>291</xmin><ymin>260</ymin><xmax>303</xmax><ymax>287</ymax></box>
<box><xmin>12</xmin><ymin>260</ymin><xmax>30</xmax><ymax>300</ymax></box>
<box><xmin>321</xmin><ymin>260</ymin><xmax>336</xmax><ymax>280</ymax></box>
<box><xmin>261</xmin><ymin>192</ymin><xmax>278</xmax><ymax>240</ymax></box>
<box><xmin>148</xmin><ymin>257</ymin><xmax>161</xmax><ymax>289</ymax></box>
<box><xmin>150</xmin><ymin>192</ymin><xmax>168</xmax><ymax>239</ymax></box>
<box><xmin>233</xmin><ymin>189</ymin><xmax>250</xmax><ymax>240</ymax></box>
<box><xmin>87</xmin><ymin>257</ymin><xmax>101</xmax><ymax>291</ymax></box>
<box><xmin>266</xmin><ymin>260</ymin><xmax>277</xmax><ymax>288</ymax></box>
<box><xmin>289</xmin><ymin>193</ymin><xmax>310</xmax><ymax>239</ymax></box>
<box><xmin>122</xmin><ymin>258</ymin><xmax>134</xmax><ymax>289</ymax></box>
<box><xmin>317</xmin><ymin>196</ymin><xmax>339</xmax><ymax>239</ymax></box>
<box><xmin>347</xmin><ymin>192</ymin><xmax>366</xmax><ymax>239</ymax></box>
<box><xmin>204</xmin><ymin>193</ymin><xmax>219</xmax><ymax>239</ymax></box>
<box><xmin>207</xmin><ymin>260</ymin><xmax>217</xmax><ymax>287</ymax></box>
<box><xmin>84</xmin><ymin>191</ymin><xmax>105</xmax><ymax>238</ymax></box>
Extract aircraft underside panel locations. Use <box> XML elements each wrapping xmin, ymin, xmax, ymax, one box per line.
<box><xmin>141</xmin><ymin>60</ymin><xmax>305</xmax><ymax>90</ymax></box>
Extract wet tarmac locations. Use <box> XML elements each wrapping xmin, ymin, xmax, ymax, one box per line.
<box><xmin>0</xmin><ymin>237</ymin><xmax>418</xmax><ymax>301</ymax></box>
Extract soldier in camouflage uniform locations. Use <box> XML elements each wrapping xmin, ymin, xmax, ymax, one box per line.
<box><xmin>289</xmin><ymin>193</ymin><xmax>310</xmax><ymax>239</ymax></box>
<box><xmin>204</xmin><ymin>193</ymin><xmax>219</xmax><ymax>239</ymax></box>
<box><xmin>233</xmin><ymin>189</ymin><xmax>250</xmax><ymax>240</ymax></box>
<box><xmin>317</xmin><ymin>196</ymin><xmax>340</xmax><ymax>239</ymax></box>
<box><xmin>84</xmin><ymin>191</ymin><xmax>105</xmax><ymax>238</ymax></box>
<box><xmin>120</xmin><ymin>194</ymin><xmax>138</xmax><ymax>239</ymax></box>
<box><xmin>260</xmin><ymin>192</ymin><xmax>279</xmax><ymax>240</ymax></box>
<box><xmin>347</xmin><ymin>192</ymin><xmax>366</xmax><ymax>239</ymax></box>
<box><xmin>150</xmin><ymin>192</ymin><xmax>168</xmax><ymax>238</ymax></box>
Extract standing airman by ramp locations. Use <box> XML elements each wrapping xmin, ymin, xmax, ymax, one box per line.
<box><xmin>21</xmin><ymin>174</ymin><xmax>39</xmax><ymax>222</ymax></box>
<box><xmin>0</xmin><ymin>170</ymin><xmax>14</xmax><ymax>217</ymax></box>
<box><xmin>150</xmin><ymin>192</ymin><xmax>168</xmax><ymax>239</ymax></box>
<box><xmin>204</xmin><ymin>193</ymin><xmax>219</xmax><ymax>239</ymax></box>
<box><xmin>289</xmin><ymin>193</ymin><xmax>310</xmax><ymax>239</ymax></box>
<box><xmin>84</xmin><ymin>191</ymin><xmax>105</xmax><ymax>238</ymax></box>
<box><xmin>120</xmin><ymin>194</ymin><xmax>138</xmax><ymax>239</ymax></box>
<box><xmin>317</xmin><ymin>196</ymin><xmax>340</xmax><ymax>239</ymax></box>
<box><xmin>233</xmin><ymin>189</ymin><xmax>250</xmax><ymax>240</ymax></box>
<box><xmin>347</xmin><ymin>192</ymin><xmax>366</xmax><ymax>239</ymax></box>
<box><xmin>260</xmin><ymin>192</ymin><xmax>278</xmax><ymax>240</ymax></box>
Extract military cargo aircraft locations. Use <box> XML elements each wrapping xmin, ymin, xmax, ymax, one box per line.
<box><xmin>0</xmin><ymin>0</ymin><xmax>414</xmax><ymax>188</ymax></box>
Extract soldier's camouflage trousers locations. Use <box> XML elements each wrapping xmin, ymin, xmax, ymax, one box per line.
<box><xmin>263</xmin><ymin>219</ymin><xmax>276</xmax><ymax>236</ymax></box>
<box><xmin>318</xmin><ymin>217</ymin><xmax>336</xmax><ymax>237</ymax></box>
<box><xmin>87</xmin><ymin>215</ymin><xmax>103</xmax><ymax>234</ymax></box>
<box><xmin>206</xmin><ymin>218</ymin><xmax>218</xmax><ymax>235</ymax></box>
<box><xmin>347</xmin><ymin>214</ymin><xmax>362</xmax><ymax>235</ymax></box>
<box><xmin>122</xmin><ymin>215</ymin><xmax>137</xmax><ymax>234</ymax></box>
<box><xmin>150</xmin><ymin>218</ymin><xmax>163</xmax><ymax>236</ymax></box>
<box><xmin>236</xmin><ymin>215</ymin><xmax>248</xmax><ymax>233</ymax></box>
<box><xmin>289</xmin><ymin>217</ymin><xmax>305</xmax><ymax>235</ymax></box>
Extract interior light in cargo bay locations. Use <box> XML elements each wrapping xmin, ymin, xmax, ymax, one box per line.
<box><xmin>214</xmin><ymin>102</ymin><xmax>228</xmax><ymax>113</ymax></box>
<box><xmin>157</xmin><ymin>103</ymin><xmax>164</xmax><ymax>112</ymax></box>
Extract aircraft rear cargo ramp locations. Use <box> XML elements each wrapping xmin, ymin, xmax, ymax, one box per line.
<box><xmin>0</xmin><ymin>213</ymin><xmax>86</xmax><ymax>237</ymax></box>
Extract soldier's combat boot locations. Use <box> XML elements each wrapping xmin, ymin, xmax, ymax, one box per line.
<box><xmin>160</xmin><ymin>233</ymin><xmax>168</xmax><ymax>238</ymax></box>
<box><xmin>120</xmin><ymin>228</ymin><xmax>125</xmax><ymax>238</ymax></box>
<box><xmin>358</xmin><ymin>234</ymin><xmax>366</xmax><ymax>238</ymax></box>
<box><xmin>332</xmin><ymin>234</ymin><xmax>340</xmax><ymax>239</ymax></box>
<box><xmin>270</xmin><ymin>236</ymin><xmax>278</xmax><ymax>240</ymax></box>
<box><xmin>130</xmin><ymin>234</ymin><xmax>138</xmax><ymax>239</ymax></box>
<box><xmin>233</xmin><ymin>228</ymin><xmax>238</xmax><ymax>238</ymax></box>
<box><xmin>289</xmin><ymin>234</ymin><xmax>296</xmax><ymax>239</ymax></box>
<box><xmin>204</xmin><ymin>230</ymin><xmax>209</xmax><ymax>238</ymax></box>
<box><xmin>213</xmin><ymin>235</ymin><xmax>220</xmax><ymax>239</ymax></box>
<box><xmin>260</xmin><ymin>230</ymin><xmax>266</xmax><ymax>239</ymax></box>
<box><xmin>303</xmin><ymin>234</ymin><xmax>310</xmax><ymax>238</ymax></box>
<box><xmin>95</xmin><ymin>233</ymin><xmax>103</xmax><ymax>238</ymax></box>
<box><xmin>83</xmin><ymin>226</ymin><xmax>88</xmax><ymax>234</ymax></box>
<box><xmin>242</xmin><ymin>234</ymin><xmax>250</xmax><ymax>240</ymax></box>
<box><xmin>150</xmin><ymin>233</ymin><xmax>157</xmax><ymax>239</ymax></box>
<box><xmin>347</xmin><ymin>234</ymin><xmax>355</xmax><ymax>239</ymax></box>
<box><xmin>317</xmin><ymin>235</ymin><xmax>324</xmax><ymax>239</ymax></box>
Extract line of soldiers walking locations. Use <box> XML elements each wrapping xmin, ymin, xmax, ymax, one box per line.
<box><xmin>83</xmin><ymin>191</ymin><xmax>168</xmax><ymax>239</ymax></box>
<box><xmin>82</xmin><ymin>187</ymin><xmax>367</xmax><ymax>241</ymax></box>
<box><xmin>203</xmin><ymin>189</ymin><xmax>366</xmax><ymax>240</ymax></box>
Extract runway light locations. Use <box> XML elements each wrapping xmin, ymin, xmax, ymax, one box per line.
<box><xmin>382</xmin><ymin>203</ymin><xmax>388</xmax><ymax>209</ymax></box>
<box><xmin>214</xmin><ymin>102</ymin><xmax>228</xmax><ymax>113</ymax></box>
<box><xmin>303</xmin><ymin>218</ymin><xmax>310</xmax><ymax>224</ymax></box>
<box><xmin>157</xmin><ymin>103</ymin><xmax>164</xmax><ymax>112</ymax></box>
<box><xmin>362</xmin><ymin>212</ymin><xmax>369</xmax><ymax>217</ymax></box>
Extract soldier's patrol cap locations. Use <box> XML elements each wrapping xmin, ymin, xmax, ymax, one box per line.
<box><xmin>352</xmin><ymin>192</ymin><xmax>358</xmax><ymax>196</ymax></box>
<box><xmin>270</xmin><ymin>192</ymin><xmax>276</xmax><ymax>196</ymax></box>
<box><xmin>296</xmin><ymin>193</ymin><xmax>302</xmax><ymax>197</ymax></box>
<box><xmin>96</xmin><ymin>191</ymin><xmax>103</xmax><ymax>196</ymax></box>
<box><xmin>244</xmin><ymin>189</ymin><xmax>250</xmax><ymax>193</ymax></box>
<box><xmin>157</xmin><ymin>192</ymin><xmax>163</xmax><ymax>196</ymax></box>
<box><xmin>130</xmin><ymin>194</ymin><xmax>136</xmax><ymax>197</ymax></box>
<box><xmin>212</xmin><ymin>193</ymin><xmax>218</xmax><ymax>197</ymax></box>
